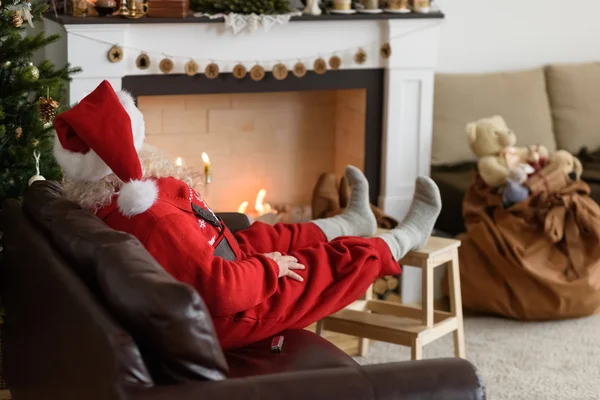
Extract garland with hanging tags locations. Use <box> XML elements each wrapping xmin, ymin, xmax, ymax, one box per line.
<box><xmin>64</xmin><ymin>21</ymin><xmax>440</xmax><ymax>78</ymax></box>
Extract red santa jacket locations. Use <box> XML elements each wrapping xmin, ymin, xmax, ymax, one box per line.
<box><xmin>96</xmin><ymin>177</ymin><xmax>280</xmax><ymax>318</ymax></box>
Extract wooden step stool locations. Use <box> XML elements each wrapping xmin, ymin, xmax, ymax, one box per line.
<box><xmin>316</xmin><ymin>236</ymin><xmax>465</xmax><ymax>360</ymax></box>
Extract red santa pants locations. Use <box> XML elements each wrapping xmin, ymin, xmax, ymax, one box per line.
<box><xmin>214</xmin><ymin>222</ymin><xmax>401</xmax><ymax>350</ymax></box>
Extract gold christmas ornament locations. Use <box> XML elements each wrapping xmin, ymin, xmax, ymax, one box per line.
<box><xmin>107</xmin><ymin>45</ymin><xmax>123</xmax><ymax>63</ymax></box>
<box><xmin>136</xmin><ymin>53</ymin><xmax>150</xmax><ymax>70</ymax></box>
<box><xmin>354</xmin><ymin>48</ymin><xmax>367</xmax><ymax>64</ymax></box>
<box><xmin>22</xmin><ymin>63</ymin><xmax>39</xmax><ymax>82</ymax></box>
<box><xmin>314</xmin><ymin>58</ymin><xmax>327</xmax><ymax>75</ymax></box>
<box><xmin>293</xmin><ymin>62</ymin><xmax>307</xmax><ymax>78</ymax></box>
<box><xmin>15</xmin><ymin>127</ymin><xmax>23</xmax><ymax>139</ymax></box>
<box><xmin>328</xmin><ymin>56</ymin><xmax>342</xmax><ymax>70</ymax></box>
<box><xmin>272</xmin><ymin>63</ymin><xmax>288</xmax><ymax>80</ymax></box>
<box><xmin>38</xmin><ymin>96</ymin><xmax>60</xmax><ymax>125</ymax></box>
<box><xmin>380</xmin><ymin>43</ymin><xmax>392</xmax><ymax>58</ymax></box>
<box><xmin>233</xmin><ymin>64</ymin><xmax>247</xmax><ymax>79</ymax></box>
<box><xmin>159</xmin><ymin>58</ymin><xmax>174</xmax><ymax>74</ymax></box>
<box><xmin>250</xmin><ymin>65</ymin><xmax>265</xmax><ymax>81</ymax></box>
<box><xmin>205</xmin><ymin>63</ymin><xmax>220</xmax><ymax>79</ymax></box>
<box><xmin>10</xmin><ymin>10</ymin><xmax>23</xmax><ymax>28</ymax></box>
<box><xmin>184</xmin><ymin>59</ymin><xmax>200</xmax><ymax>76</ymax></box>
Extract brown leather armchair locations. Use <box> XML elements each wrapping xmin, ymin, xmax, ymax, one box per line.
<box><xmin>0</xmin><ymin>182</ymin><xmax>485</xmax><ymax>400</ymax></box>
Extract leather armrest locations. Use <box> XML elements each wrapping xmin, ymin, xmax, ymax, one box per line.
<box><xmin>216</xmin><ymin>212</ymin><xmax>251</xmax><ymax>233</ymax></box>
<box><xmin>129</xmin><ymin>358</ymin><xmax>485</xmax><ymax>400</ymax></box>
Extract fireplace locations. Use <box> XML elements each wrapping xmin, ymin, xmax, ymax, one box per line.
<box><xmin>127</xmin><ymin>70</ymin><xmax>381</xmax><ymax>217</ymax></box>
<box><xmin>43</xmin><ymin>13</ymin><xmax>444</xmax><ymax>303</ymax></box>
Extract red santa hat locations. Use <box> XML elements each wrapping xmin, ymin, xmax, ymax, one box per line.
<box><xmin>53</xmin><ymin>80</ymin><xmax>158</xmax><ymax>217</ymax></box>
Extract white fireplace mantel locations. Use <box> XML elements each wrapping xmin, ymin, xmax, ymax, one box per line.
<box><xmin>44</xmin><ymin>14</ymin><xmax>444</xmax><ymax>303</ymax></box>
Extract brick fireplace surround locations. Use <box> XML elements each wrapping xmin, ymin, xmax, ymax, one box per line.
<box><xmin>43</xmin><ymin>12</ymin><xmax>444</xmax><ymax>302</ymax></box>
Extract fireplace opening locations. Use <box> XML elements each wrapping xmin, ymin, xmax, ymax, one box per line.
<box><xmin>138</xmin><ymin>89</ymin><xmax>366</xmax><ymax>221</ymax></box>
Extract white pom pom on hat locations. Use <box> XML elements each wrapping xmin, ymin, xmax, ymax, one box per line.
<box><xmin>53</xmin><ymin>80</ymin><xmax>158</xmax><ymax>216</ymax></box>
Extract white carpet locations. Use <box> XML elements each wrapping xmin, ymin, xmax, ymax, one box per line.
<box><xmin>355</xmin><ymin>316</ymin><xmax>600</xmax><ymax>400</ymax></box>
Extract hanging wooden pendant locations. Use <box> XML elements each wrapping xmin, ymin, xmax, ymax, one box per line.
<box><xmin>136</xmin><ymin>53</ymin><xmax>150</xmax><ymax>70</ymax></box>
<box><xmin>328</xmin><ymin>55</ymin><xmax>342</xmax><ymax>70</ymax></box>
<box><xmin>185</xmin><ymin>59</ymin><xmax>200</xmax><ymax>76</ymax></box>
<box><xmin>107</xmin><ymin>45</ymin><xmax>123</xmax><ymax>63</ymax></box>
<box><xmin>233</xmin><ymin>64</ymin><xmax>247</xmax><ymax>79</ymax></box>
<box><xmin>250</xmin><ymin>65</ymin><xmax>265</xmax><ymax>81</ymax></box>
<box><xmin>380</xmin><ymin>43</ymin><xmax>392</xmax><ymax>59</ymax></box>
<box><xmin>293</xmin><ymin>62</ymin><xmax>307</xmax><ymax>78</ymax></box>
<box><xmin>314</xmin><ymin>58</ymin><xmax>327</xmax><ymax>75</ymax></box>
<box><xmin>354</xmin><ymin>48</ymin><xmax>367</xmax><ymax>65</ymax></box>
<box><xmin>159</xmin><ymin>58</ymin><xmax>174</xmax><ymax>73</ymax></box>
<box><xmin>205</xmin><ymin>63</ymin><xmax>220</xmax><ymax>79</ymax></box>
<box><xmin>272</xmin><ymin>63</ymin><xmax>288</xmax><ymax>80</ymax></box>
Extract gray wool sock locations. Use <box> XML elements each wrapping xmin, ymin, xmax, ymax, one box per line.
<box><xmin>312</xmin><ymin>166</ymin><xmax>377</xmax><ymax>240</ymax></box>
<box><xmin>378</xmin><ymin>176</ymin><xmax>442</xmax><ymax>261</ymax></box>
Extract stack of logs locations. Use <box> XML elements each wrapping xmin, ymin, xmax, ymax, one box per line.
<box><xmin>373</xmin><ymin>275</ymin><xmax>402</xmax><ymax>302</ymax></box>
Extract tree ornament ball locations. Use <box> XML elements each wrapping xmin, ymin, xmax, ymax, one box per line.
<box><xmin>15</xmin><ymin>127</ymin><xmax>23</xmax><ymax>139</ymax></box>
<box><xmin>293</xmin><ymin>62</ymin><xmax>307</xmax><ymax>78</ymax></box>
<box><xmin>314</xmin><ymin>58</ymin><xmax>327</xmax><ymax>75</ymax></box>
<box><xmin>328</xmin><ymin>56</ymin><xmax>342</xmax><ymax>70</ymax></box>
<box><xmin>354</xmin><ymin>48</ymin><xmax>367</xmax><ymax>65</ymax></box>
<box><xmin>2</xmin><ymin>61</ymin><xmax>11</xmax><ymax>70</ymax></box>
<box><xmin>22</xmin><ymin>63</ymin><xmax>39</xmax><ymax>82</ymax></box>
<box><xmin>10</xmin><ymin>10</ymin><xmax>23</xmax><ymax>28</ymax></box>
<box><xmin>184</xmin><ymin>59</ymin><xmax>200</xmax><ymax>76</ymax></box>
<box><xmin>205</xmin><ymin>63</ymin><xmax>220</xmax><ymax>79</ymax></box>
<box><xmin>159</xmin><ymin>58</ymin><xmax>174</xmax><ymax>74</ymax></box>
<box><xmin>233</xmin><ymin>64</ymin><xmax>247</xmax><ymax>79</ymax></box>
<box><xmin>28</xmin><ymin>175</ymin><xmax>46</xmax><ymax>186</ymax></box>
<box><xmin>272</xmin><ymin>63</ymin><xmax>288</xmax><ymax>80</ymax></box>
<box><xmin>250</xmin><ymin>65</ymin><xmax>266</xmax><ymax>81</ymax></box>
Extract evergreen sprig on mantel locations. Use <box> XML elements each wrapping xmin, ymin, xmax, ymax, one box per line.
<box><xmin>192</xmin><ymin>0</ymin><xmax>295</xmax><ymax>15</ymax></box>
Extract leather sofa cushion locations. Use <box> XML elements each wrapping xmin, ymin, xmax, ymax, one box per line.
<box><xmin>23</xmin><ymin>181</ymin><xmax>229</xmax><ymax>384</ymax></box>
<box><xmin>433</xmin><ymin>68</ymin><xmax>556</xmax><ymax>165</ymax></box>
<box><xmin>546</xmin><ymin>62</ymin><xmax>600</xmax><ymax>154</ymax></box>
<box><xmin>225</xmin><ymin>329</ymin><xmax>357</xmax><ymax>378</ymax></box>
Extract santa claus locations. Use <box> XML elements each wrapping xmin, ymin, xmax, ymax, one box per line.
<box><xmin>54</xmin><ymin>81</ymin><xmax>442</xmax><ymax>350</ymax></box>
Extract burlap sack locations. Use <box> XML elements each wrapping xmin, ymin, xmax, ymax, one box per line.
<box><xmin>454</xmin><ymin>175</ymin><xmax>600</xmax><ymax>320</ymax></box>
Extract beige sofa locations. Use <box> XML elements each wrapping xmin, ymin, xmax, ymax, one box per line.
<box><xmin>430</xmin><ymin>62</ymin><xmax>600</xmax><ymax>235</ymax></box>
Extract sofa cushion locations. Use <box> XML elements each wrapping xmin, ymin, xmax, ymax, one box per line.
<box><xmin>23</xmin><ymin>181</ymin><xmax>229</xmax><ymax>384</ymax></box>
<box><xmin>433</xmin><ymin>68</ymin><xmax>556</xmax><ymax>165</ymax></box>
<box><xmin>225</xmin><ymin>329</ymin><xmax>357</xmax><ymax>378</ymax></box>
<box><xmin>546</xmin><ymin>62</ymin><xmax>600</xmax><ymax>154</ymax></box>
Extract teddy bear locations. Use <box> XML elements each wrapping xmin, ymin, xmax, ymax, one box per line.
<box><xmin>547</xmin><ymin>150</ymin><xmax>583</xmax><ymax>181</ymax></box>
<box><xmin>524</xmin><ymin>150</ymin><xmax>583</xmax><ymax>195</ymax></box>
<box><xmin>466</xmin><ymin>115</ymin><xmax>549</xmax><ymax>188</ymax></box>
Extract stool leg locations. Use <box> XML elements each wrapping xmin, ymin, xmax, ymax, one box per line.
<box><xmin>448</xmin><ymin>252</ymin><xmax>466</xmax><ymax>358</ymax></box>
<box><xmin>411</xmin><ymin>337</ymin><xmax>423</xmax><ymax>361</ymax></box>
<box><xmin>357</xmin><ymin>283</ymin><xmax>374</xmax><ymax>356</ymax></box>
<box><xmin>421</xmin><ymin>264</ymin><xmax>434</xmax><ymax>328</ymax></box>
<box><xmin>315</xmin><ymin>320</ymin><xmax>324</xmax><ymax>336</ymax></box>
<box><xmin>358</xmin><ymin>337</ymin><xmax>369</xmax><ymax>357</ymax></box>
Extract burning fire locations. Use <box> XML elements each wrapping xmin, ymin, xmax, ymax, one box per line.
<box><xmin>238</xmin><ymin>189</ymin><xmax>275</xmax><ymax>216</ymax></box>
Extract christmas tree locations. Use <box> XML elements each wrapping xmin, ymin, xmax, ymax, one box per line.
<box><xmin>0</xmin><ymin>0</ymin><xmax>80</xmax><ymax>202</ymax></box>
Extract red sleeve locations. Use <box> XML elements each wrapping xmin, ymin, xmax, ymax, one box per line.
<box><xmin>144</xmin><ymin>213</ymin><xmax>280</xmax><ymax>317</ymax></box>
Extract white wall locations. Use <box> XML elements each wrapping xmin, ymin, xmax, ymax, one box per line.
<box><xmin>435</xmin><ymin>0</ymin><xmax>600</xmax><ymax>73</ymax></box>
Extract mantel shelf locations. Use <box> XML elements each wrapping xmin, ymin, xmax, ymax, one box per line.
<box><xmin>45</xmin><ymin>10</ymin><xmax>444</xmax><ymax>25</ymax></box>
